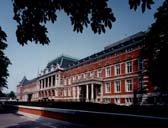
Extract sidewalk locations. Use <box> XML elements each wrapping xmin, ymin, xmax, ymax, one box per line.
<box><xmin>0</xmin><ymin>112</ymin><xmax>86</xmax><ymax>128</ymax></box>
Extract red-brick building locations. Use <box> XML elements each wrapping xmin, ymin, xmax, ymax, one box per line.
<box><xmin>17</xmin><ymin>32</ymin><xmax>150</xmax><ymax>105</ymax></box>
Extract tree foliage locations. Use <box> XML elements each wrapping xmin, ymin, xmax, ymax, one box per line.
<box><xmin>13</xmin><ymin>0</ymin><xmax>116</xmax><ymax>45</ymax></box>
<box><xmin>7</xmin><ymin>91</ymin><xmax>16</xmax><ymax>98</ymax></box>
<box><xmin>142</xmin><ymin>0</ymin><xmax>168</xmax><ymax>92</ymax></box>
<box><xmin>0</xmin><ymin>27</ymin><xmax>11</xmax><ymax>88</ymax></box>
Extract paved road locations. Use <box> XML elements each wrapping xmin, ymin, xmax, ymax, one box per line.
<box><xmin>0</xmin><ymin>113</ymin><xmax>86</xmax><ymax>128</ymax></box>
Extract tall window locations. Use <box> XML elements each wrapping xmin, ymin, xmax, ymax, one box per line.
<box><xmin>138</xmin><ymin>58</ymin><xmax>143</xmax><ymax>71</ymax></box>
<box><xmin>49</xmin><ymin>77</ymin><xmax>51</xmax><ymax>86</ymax></box>
<box><xmin>125</xmin><ymin>98</ymin><xmax>132</xmax><ymax>105</ymax></box>
<box><xmin>114</xmin><ymin>98</ymin><xmax>120</xmax><ymax>104</ymax></box>
<box><xmin>68</xmin><ymin>77</ymin><xmax>71</xmax><ymax>85</ymax></box>
<box><xmin>90</xmin><ymin>70</ymin><xmax>94</xmax><ymax>77</ymax></box>
<box><xmin>83</xmin><ymin>72</ymin><xmax>87</xmax><ymax>79</ymax></box>
<box><xmin>39</xmin><ymin>80</ymin><xmax>41</xmax><ymax>89</ymax></box>
<box><xmin>53</xmin><ymin>75</ymin><xmax>55</xmax><ymax>86</ymax></box>
<box><xmin>114</xmin><ymin>80</ymin><xmax>121</xmax><ymax>93</ymax></box>
<box><xmin>106</xmin><ymin>66</ymin><xmax>111</xmax><ymax>77</ymax></box>
<box><xmin>64</xmin><ymin>79</ymin><xmax>67</xmax><ymax>85</ymax></box>
<box><xmin>78</xmin><ymin>74</ymin><xmax>82</xmax><ymax>79</ymax></box>
<box><xmin>72</xmin><ymin>76</ymin><xmax>76</xmax><ymax>82</ymax></box>
<box><xmin>97</xmin><ymin>68</ymin><xmax>102</xmax><ymax>78</ymax></box>
<box><xmin>126</xmin><ymin>61</ymin><xmax>132</xmax><ymax>73</ymax></box>
<box><xmin>115</xmin><ymin>64</ymin><xmax>120</xmax><ymax>75</ymax></box>
<box><xmin>68</xmin><ymin>88</ymin><xmax>71</xmax><ymax>96</ymax></box>
<box><xmin>105</xmin><ymin>82</ymin><xmax>111</xmax><ymax>93</ymax></box>
<box><xmin>125</xmin><ymin>79</ymin><xmax>133</xmax><ymax>92</ymax></box>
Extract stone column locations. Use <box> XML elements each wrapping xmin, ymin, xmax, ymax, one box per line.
<box><xmin>86</xmin><ymin>85</ymin><xmax>89</xmax><ymax>102</ymax></box>
<box><xmin>100</xmin><ymin>84</ymin><xmax>103</xmax><ymax>103</ymax></box>
<box><xmin>51</xmin><ymin>76</ymin><xmax>53</xmax><ymax>87</ymax></box>
<box><xmin>44</xmin><ymin>78</ymin><xmax>46</xmax><ymax>88</ymax></box>
<box><xmin>91</xmin><ymin>83</ymin><xmax>94</xmax><ymax>102</ymax></box>
<box><xmin>48</xmin><ymin>77</ymin><xmax>50</xmax><ymax>88</ymax></box>
<box><xmin>77</xmin><ymin>86</ymin><xmax>80</xmax><ymax>101</ymax></box>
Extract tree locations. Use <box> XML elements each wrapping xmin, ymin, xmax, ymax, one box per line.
<box><xmin>0</xmin><ymin>27</ymin><xmax>11</xmax><ymax>88</ymax></box>
<box><xmin>7</xmin><ymin>91</ymin><xmax>16</xmax><ymax>99</ymax></box>
<box><xmin>0</xmin><ymin>0</ymin><xmax>156</xmax><ymax>88</ymax></box>
<box><xmin>142</xmin><ymin>0</ymin><xmax>168</xmax><ymax>92</ymax></box>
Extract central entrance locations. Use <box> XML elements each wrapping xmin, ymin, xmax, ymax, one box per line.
<box><xmin>79</xmin><ymin>84</ymin><xmax>101</xmax><ymax>102</ymax></box>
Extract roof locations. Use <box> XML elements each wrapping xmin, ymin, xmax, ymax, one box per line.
<box><xmin>18</xmin><ymin>76</ymin><xmax>37</xmax><ymax>87</ymax></box>
<box><xmin>67</xmin><ymin>31</ymin><xmax>145</xmax><ymax>70</ymax></box>
<box><xmin>104</xmin><ymin>32</ymin><xmax>145</xmax><ymax>50</ymax></box>
<box><xmin>46</xmin><ymin>55</ymin><xmax>79</xmax><ymax>70</ymax></box>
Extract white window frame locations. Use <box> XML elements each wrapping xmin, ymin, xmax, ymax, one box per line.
<box><xmin>125</xmin><ymin>79</ymin><xmax>133</xmax><ymax>92</ymax></box>
<box><xmin>106</xmin><ymin>66</ymin><xmax>111</xmax><ymax>77</ymax></box>
<box><xmin>55</xmin><ymin>90</ymin><xmax>58</xmax><ymax>96</ymax></box>
<box><xmin>83</xmin><ymin>72</ymin><xmax>87</xmax><ymax>79</ymax></box>
<box><xmin>68</xmin><ymin>77</ymin><xmax>71</xmax><ymax>85</ymax></box>
<box><xmin>105</xmin><ymin>82</ymin><xmax>111</xmax><ymax>93</ymax></box>
<box><xmin>78</xmin><ymin>74</ymin><xmax>82</xmax><ymax>80</ymax></box>
<box><xmin>126</xmin><ymin>61</ymin><xmax>132</xmax><ymax>73</ymax></box>
<box><xmin>125</xmin><ymin>98</ymin><xmax>132</xmax><ymax>105</ymax></box>
<box><xmin>115</xmin><ymin>64</ymin><xmax>120</xmax><ymax>75</ymax></box>
<box><xmin>105</xmin><ymin>98</ymin><xmax>111</xmax><ymax>104</ymax></box>
<box><xmin>90</xmin><ymin>70</ymin><xmax>94</xmax><ymax>78</ymax></box>
<box><xmin>114</xmin><ymin>80</ymin><xmax>121</xmax><ymax>93</ymax></box>
<box><xmin>64</xmin><ymin>79</ymin><xmax>67</xmax><ymax>85</ymax></box>
<box><xmin>64</xmin><ymin>89</ymin><xmax>67</xmax><ymax>97</ymax></box>
<box><xmin>114</xmin><ymin>98</ymin><xmax>120</xmax><ymax>104</ymax></box>
<box><xmin>97</xmin><ymin>68</ymin><xmax>102</xmax><ymax>78</ymax></box>
<box><xmin>68</xmin><ymin>88</ymin><xmax>71</xmax><ymax>96</ymax></box>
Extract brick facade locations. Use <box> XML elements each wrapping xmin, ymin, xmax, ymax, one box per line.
<box><xmin>17</xmin><ymin>32</ymin><xmax>151</xmax><ymax>105</ymax></box>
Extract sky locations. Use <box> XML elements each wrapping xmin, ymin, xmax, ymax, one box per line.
<box><xmin>0</xmin><ymin>0</ymin><xmax>164</xmax><ymax>93</ymax></box>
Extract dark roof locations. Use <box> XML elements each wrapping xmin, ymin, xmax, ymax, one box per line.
<box><xmin>67</xmin><ymin>31</ymin><xmax>145</xmax><ymax>70</ymax></box>
<box><xmin>18</xmin><ymin>76</ymin><xmax>37</xmax><ymax>86</ymax></box>
<box><xmin>46</xmin><ymin>55</ymin><xmax>79</xmax><ymax>70</ymax></box>
<box><xmin>104</xmin><ymin>32</ymin><xmax>145</xmax><ymax>50</ymax></box>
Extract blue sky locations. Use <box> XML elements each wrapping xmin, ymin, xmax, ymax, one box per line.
<box><xmin>0</xmin><ymin>0</ymin><xmax>164</xmax><ymax>93</ymax></box>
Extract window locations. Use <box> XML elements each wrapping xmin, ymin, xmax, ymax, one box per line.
<box><xmin>83</xmin><ymin>72</ymin><xmax>87</xmax><ymax>79</ymax></box>
<box><xmin>105</xmin><ymin>82</ymin><xmax>111</xmax><ymax>93</ymax></box>
<box><xmin>138</xmin><ymin>58</ymin><xmax>143</xmax><ymax>71</ymax></box>
<box><xmin>49</xmin><ymin>77</ymin><xmax>51</xmax><ymax>86</ymax></box>
<box><xmin>52</xmin><ymin>90</ymin><xmax>55</xmax><ymax>96</ymax></box>
<box><xmin>97</xmin><ymin>68</ymin><xmax>102</xmax><ymax>78</ymax></box>
<box><xmin>64</xmin><ymin>79</ymin><xmax>67</xmax><ymax>85</ymax></box>
<box><xmin>90</xmin><ymin>70</ymin><xmax>94</xmax><ymax>77</ymax></box>
<box><xmin>64</xmin><ymin>90</ymin><xmax>67</xmax><ymax>97</ymax></box>
<box><xmin>53</xmin><ymin>75</ymin><xmax>55</xmax><ymax>86</ymax></box>
<box><xmin>126</xmin><ymin>61</ymin><xmax>132</xmax><ymax>73</ymax></box>
<box><xmin>138</xmin><ymin>77</ymin><xmax>143</xmax><ymax>89</ymax></box>
<box><xmin>39</xmin><ymin>80</ymin><xmax>41</xmax><ymax>89</ymax></box>
<box><xmin>106</xmin><ymin>66</ymin><xmax>111</xmax><ymax>77</ymax></box>
<box><xmin>114</xmin><ymin>80</ymin><xmax>121</xmax><ymax>93</ymax></box>
<box><xmin>104</xmin><ymin>98</ymin><xmax>111</xmax><ymax>104</ymax></box>
<box><xmin>78</xmin><ymin>74</ymin><xmax>82</xmax><ymax>79</ymax></box>
<box><xmin>42</xmin><ymin>79</ymin><xmax>44</xmax><ymax>88</ymax></box>
<box><xmin>72</xmin><ymin>76</ymin><xmax>76</xmax><ymax>82</ymax></box>
<box><xmin>55</xmin><ymin>90</ymin><xmax>58</xmax><ymax>96</ymax></box>
<box><xmin>125</xmin><ymin>98</ymin><xmax>132</xmax><ymax>105</ymax></box>
<box><xmin>68</xmin><ymin>88</ymin><xmax>71</xmax><ymax>96</ymax></box>
<box><xmin>125</xmin><ymin>79</ymin><xmax>133</xmax><ymax>92</ymax></box>
<box><xmin>68</xmin><ymin>77</ymin><xmax>71</xmax><ymax>85</ymax></box>
<box><xmin>114</xmin><ymin>98</ymin><xmax>120</xmax><ymax>104</ymax></box>
<box><xmin>115</xmin><ymin>64</ymin><xmax>120</xmax><ymax>75</ymax></box>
